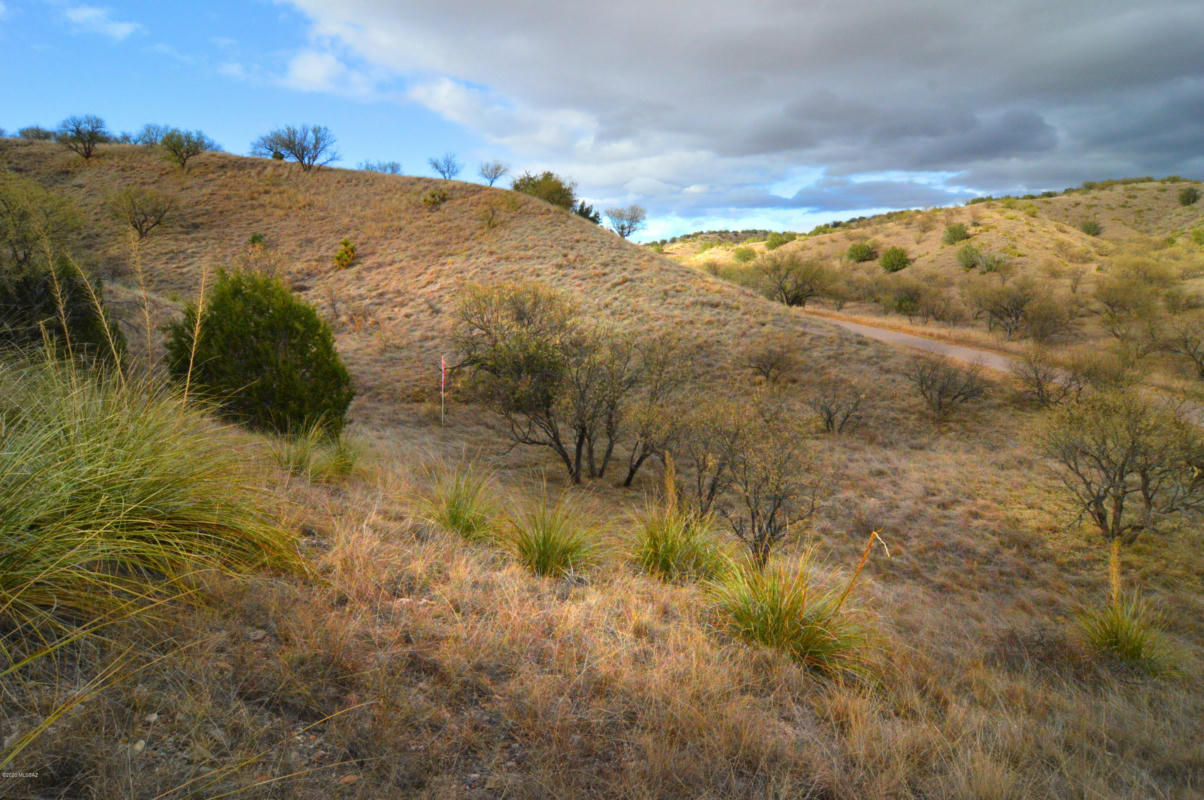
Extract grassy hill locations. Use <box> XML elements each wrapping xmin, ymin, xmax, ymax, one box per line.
<box><xmin>3</xmin><ymin>140</ymin><xmax>1203</xmax><ymax>799</ymax></box>
<box><xmin>0</xmin><ymin>139</ymin><xmax>877</xmax><ymax>413</ymax></box>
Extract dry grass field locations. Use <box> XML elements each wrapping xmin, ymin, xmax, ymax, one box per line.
<box><xmin>3</xmin><ymin>140</ymin><xmax>1203</xmax><ymax>799</ymax></box>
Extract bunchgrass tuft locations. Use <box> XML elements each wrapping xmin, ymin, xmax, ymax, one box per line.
<box><xmin>271</xmin><ymin>421</ymin><xmax>363</xmax><ymax>483</ymax></box>
<box><xmin>508</xmin><ymin>492</ymin><xmax>602</xmax><ymax>578</ymax></box>
<box><xmin>709</xmin><ymin>554</ymin><xmax>875</xmax><ymax>679</ymax></box>
<box><xmin>0</xmin><ymin>357</ymin><xmax>299</xmax><ymax>634</ymax></box>
<box><xmin>631</xmin><ymin>505</ymin><xmax>727</xmax><ymax>582</ymax></box>
<box><xmin>1078</xmin><ymin>595</ymin><xmax>1179</xmax><ymax>677</ymax></box>
<box><xmin>423</xmin><ymin>464</ymin><xmax>500</xmax><ymax>542</ymax></box>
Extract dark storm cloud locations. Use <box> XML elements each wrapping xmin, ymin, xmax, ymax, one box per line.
<box><xmin>281</xmin><ymin>0</ymin><xmax>1204</xmax><ymax>218</ymax></box>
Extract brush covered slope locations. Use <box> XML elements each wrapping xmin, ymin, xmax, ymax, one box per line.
<box><xmin>0</xmin><ymin>138</ymin><xmax>883</xmax><ymax>413</ymax></box>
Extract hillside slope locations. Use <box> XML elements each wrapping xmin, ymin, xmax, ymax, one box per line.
<box><xmin>0</xmin><ymin>139</ymin><xmax>895</xmax><ymax>415</ymax></box>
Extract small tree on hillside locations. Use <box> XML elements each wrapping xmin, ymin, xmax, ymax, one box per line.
<box><xmin>758</xmin><ymin>252</ymin><xmax>831</xmax><ymax>308</ymax></box>
<box><xmin>135</xmin><ymin>124</ymin><xmax>171</xmax><ymax>146</ymax></box>
<box><xmin>56</xmin><ymin>115</ymin><xmax>110</xmax><ymax>159</ymax></box>
<box><xmin>511</xmin><ymin>171</ymin><xmax>576</xmax><ymax>210</ymax></box>
<box><xmin>453</xmin><ymin>282</ymin><xmax>641</xmax><ymax>483</ymax></box>
<box><xmin>429</xmin><ymin>152</ymin><xmax>462</xmax><ymax>180</ymax></box>
<box><xmin>680</xmin><ymin>395</ymin><xmax>826</xmax><ymax>567</ymax></box>
<box><xmin>251</xmin><ymin>125</ymin><xmax>338</xmax><ymax>171</ymax></box>
<box><xmin>106</xmin><ymin>187</ymin><xmax>174</xmax><ymax>240</ymax></box>
<box><xmin>479</xmin><ymin>160</ymin><xmax>509</xmax><ymax>186</ymax></box>
<box><xmin>606</xmin><ymin>205</ymin><xmax>647</xmax><ymax>239</ymax></box>
<box><xmin>906</xmin><ymin>356</ymin><xmax>987</xmax><ymax>418</ymax></box>
<box><xmin>19</xmin><ymin>126</ymin><xmax>55</xmax><ymax>141</ymax></box>
<box><xmin>620</xmin><ymin>333</ymin><xmax>698</xmax><ymax>487</ymax></box>
<box><xmin>0</xmin><ymin>172</ymin><xmax>83</xmax><ymax>269</ymax></box>
<box><xmin>159</xmin><ymin>128</ymin><xmax>217</xmax><ymax>170</ymax></box>
<box><xmin>1040</xmin><ymin>392</ymin><xmax>1204</xmax><ymax>605</ymax></box>
<box><xmin>573</xmin><ymin>200</ymin><xmax>602</xmax><ymax>224</ymax></box>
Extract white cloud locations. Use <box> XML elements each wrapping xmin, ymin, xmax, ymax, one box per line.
<box><xmin>217</xmin><ymin>61</ymin><xmax>247</xmax><ymax>80</ymax></box>
<box><xmin>279</xmin><ymin>49</ymin><xmax>378</xmax><ymax>98</ymax></box>
<box><xmin>63</xmin><ymin>5</ymin><xmax>142</xmax><ymax>41</ymax></box>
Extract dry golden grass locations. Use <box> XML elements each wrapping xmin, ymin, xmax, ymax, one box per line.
<box><xmin>4</xmin><ymin>141</ymin><xmax>1203</xmax><ymax>799</ymax></box>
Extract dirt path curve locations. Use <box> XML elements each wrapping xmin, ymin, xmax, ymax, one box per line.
<box><xmin>805</xmin><ymin>309</ymin><xmax>1204</xmax><ymax>424</ymax></box>
<box><xmin>804</xmin><ymin>311</ymin><xmax>1018</xmax><ymax>373</ymax></box>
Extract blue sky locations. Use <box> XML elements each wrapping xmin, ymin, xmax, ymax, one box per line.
<box><xmin>3</xmin><ymin>1</ymin><xmax>1202</xmax><ymax>241</ymax></box>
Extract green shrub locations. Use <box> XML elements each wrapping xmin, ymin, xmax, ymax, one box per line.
<box><xmin>422</xmin><ymin>188</ymin><xmax>448</xmax><ymax>209</ymax></box>
<box><xmin>631</xmin><ymin>506</ymin><xmax>726</xmax><ymax>582</ymax></box>
<box><xmin>879</xmin><ymin>246</ymin><xmax>910</xmax><ymax>272</ymax></box>
<box><xmin>0</xmin><ymin>256</ymin><xmax>124</xmax><ymax>363</ymax></box>
<box><xmin>1079</xmin><ymin>219</ymin><xmax>1102</xmax><ymax>236</ymax></box>
<box><xmin>956</xmin><ymin>243</ymin><xmax>981</xmax><ymax>270</ymax></box>
<box><xmin>508</xmin><ymin>493</ymin><xmax>602</xmax><ymax>577</ymax></box>
<box><xmin>942</xmin><ymin>223</ymin><xmax>970</xmax><ymax>244</ymax></box>
<box><xmin>1192</xmin><ymin>228</ymin><xmax>1204</xmax><ymax>246</ymax></box>
<box><xmin>846</xmin><ymin>241</ymin><xmax>877</xmax><ymax>262</ymax></box>
<box><xmin>159</xmin><ymin>128</ymin><xmax>217</xmax><ymax>170</ymax></box>
<box><xmin>511</xmin><ymin>170</ymin><xmax>576</xmax><ymax>210</ymax></box>
<box><xmin>1179</xmin><ymin>186</ymin><xmax>1200</xmax><ymax>206</ymax></box>
<box><xmin>422</xmin><ymin>465</ymin><xmax>499</xmax><ymax>542</ymax></box>
<box><xmin>164</xmin><ymin>269</ymin><xmax>354</xmax><ymax>436</ymax></box>
<box><xmin>764</xmin><ymin>232</ymin><xmax>797</xmax><ymax>251</ymax></box>
<box><xmin>733</xmin><ymin>246</ymin><xmax>756</xmax><ymax>264</ymax></box>
<box><xmin>1078</xmin><ymin>596</ymin><xmax>1177</xmax><ymax>676</ymax></box>
<box><xmin>0</xmin><ymin>358</ymin><xmax>297</xmax><ymax>632</ymax></box>
<box><xmin>708</xmin><ymin>555</ymin><xmax>874</xmax><ymax>678</ymax></box>
<box><xmin>333</xmin><ymin>237</ymin><xmax>357</xmax><ymax>269</ymax></box>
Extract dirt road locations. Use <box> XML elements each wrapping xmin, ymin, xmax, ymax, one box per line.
<box><xmin>807</xmin><ymin>312</ymin><xmax>1018</xmax><ymax>373</ymax></box>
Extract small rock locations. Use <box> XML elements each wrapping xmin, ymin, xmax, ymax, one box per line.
<box><xmin>247</xmin><ymin>629</ymin><xmax>267</xmax><ymax>642</ymax></box>
<box><xmin>339</xmin><ymin>774</ymin><xmax>360</xmax><ymax>785</ymax></box>
<box><xmin>131</xmin><ymin>739</ymin><xmax>145</xmax><ymax>755</ymax></box>
<box><xmin>143</xmin><ymin>712</ymin><xmax>159</xmax><ymax>724</ymax></box>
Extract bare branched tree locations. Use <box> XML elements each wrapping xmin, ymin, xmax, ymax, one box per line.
<box><xmin>159</xmin><ymin>129</ymin><xmax>218</xmax><ymax>170</ymax></box>
<box><xmin>251</xmin><ymin>125</ymin><xmax>339</xmax><ymax>171</ymax></box>
<box><xmin>452</xmin><ymin>282</ymin><xmax>641</xmax><ymax>483</ymax></box>
<box><xmin>106</xmin><ymin>187</ymin><xmax>174</xmax><ymax>240</ymax></box>
<box><xmin>906</xmin><ymin>356</ymin><xmax>987</xmax><ymax>418</ymax></box>
<box><xmin>1041</xmin><ymin>392</ymin><xmax>1204</xmax><ymax>603</ymax></box>
<box><xmin>758</xmin><ymin>253</ymin><xmax>832</xmax><ymax>308</ymax></box>
<box><xmin>55</xmin><ymin>115</ymin><xmax>110</xmax><ymax>159</ymax></box>
<box><xmin>429</xmin><ymin>153</ymin><xmax>463</xmax><ymax>180</ymax></box>
<box><xmin>807</xmin><ymin>378</ymin><xmax>866</xmax><ymax>434</ymax></box>
<box><xmin>479</xmin><ymin>160</ymin><xmax>509</xmax><ymax>186</ymax></box>
<box><xmin>605</xmin><ymin>205</ymin><xmax>647</xmax><ymax>239</ymax></box>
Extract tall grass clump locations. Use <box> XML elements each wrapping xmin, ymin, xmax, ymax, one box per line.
<box><xmin>0</xmin><ymin>358</ymin><xmax>297</xmax><ymax>632</ymax></box>
<box><xmin>1078</xmin><ymin>596</ymin><xmax>1178</xmax><ymax>677</ymax></box>
<box><xmin>508</xmin><ymin>492</ymin><xmax>602</xmax><ymax>577</ymax></box>
<box><xmin>709</xmin><ymin>535</ymin><xmax>885</xmax><ymax>678</ymax></box>
<box><xmin>631</xmin><ymin>506</ymin><xmax>726</xmax><ymax>582</ymax></box>
<box><xmin>271</xmin><ymin>421</ymin><xmax>363</xmax><ymax>483</ymax></box>
<box><xmin>422</xmin><ymin>464</ymin><xmax>499</xmax><ymax>542</ymax></box>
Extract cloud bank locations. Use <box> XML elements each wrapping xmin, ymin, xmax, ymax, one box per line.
<box><xmin>278</xmin><ymin>0</ymin><xmax>1204</xmax><ymax>228</ymax></box>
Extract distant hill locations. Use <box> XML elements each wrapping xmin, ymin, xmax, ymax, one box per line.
<box><xmin>663</xmin><ymin>178</ymin><xmax>1204</xmax><ymax>279</ymax></box>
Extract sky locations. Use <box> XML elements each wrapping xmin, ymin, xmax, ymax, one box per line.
<box><xmin>2</xmin><ymin>0</ymin><xmax>1203</xmax><ymax>241</ymax></box>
